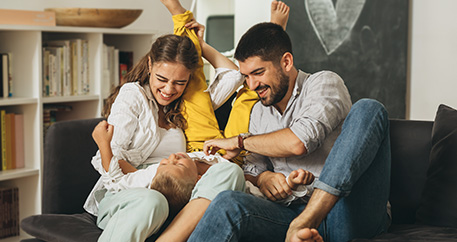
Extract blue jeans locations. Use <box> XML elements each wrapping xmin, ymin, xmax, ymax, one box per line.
<box><xmin>187</xmin><ymin>99</ymin><xmax>391</xmax><ymax>242</ymax></box>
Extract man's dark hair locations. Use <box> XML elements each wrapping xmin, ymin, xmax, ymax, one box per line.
<box><xmin>234</xmin><ymin>22</ymin><xmax>293</xmax><ymax>65</ymax></box>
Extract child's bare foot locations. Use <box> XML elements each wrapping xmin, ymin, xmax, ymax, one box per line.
<box><xmin>288</xmin><ymin>169</ymin><xmax>315</xmax><ymax>190</ymax></box>
<box><xmin>287</xmin><ymin>227</ymin><xmax>324</xmax><ymax>242</ymax></box>
<box><xmin>270</xmin><ymin>0</ymin><xmax>290</xmax><ymax>30</ymax></box>
<box><xmin>160</xmin><ymin>0</ymin><xmax>186</xmax><ymax>15</ymax></box>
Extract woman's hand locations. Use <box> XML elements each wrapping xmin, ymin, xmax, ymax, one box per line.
<box><xmin>185</xmin><ymin>19</ymin><xmax>205</xmax><ymax>47</ymax></box>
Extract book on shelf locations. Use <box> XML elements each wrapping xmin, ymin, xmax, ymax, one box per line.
<box><xmin>4</xmin><ymin>113</ymin><xmax>16</xmax><ymax>170</ymax></box>
<box><xmin>1</xmin><ymin>110</ymin><xmax>6</xmax><ymax>171</ymax></box>
<box><xmin>42</xmin><ymin>48</ymin><xmax>50</xmax><ymax>97</ymax></box>
<box><xmin>1</xmin><ymin>53</ymin><xmax>13</xmax><ymax>98</ymax></box>
<box><xmin>0</xmin><ymin>8</ymin><xmax>55</xmax><ymax>26</ymax></box>
<box><xmin>102</xmin><ymin>46</ymin><xmax>134</xmax><ymax>98</ymax></box>
<box><xmin>42</xmin><ymin>39</ymin><xmax>89</xmax><ymax>97</ymax></box>
<box><xmin>46</xmin><ymin>40</ymin><xmax>72</xmax><ymax>96</ymax></box>
<box><xmin>43</xmin><ymin>104</ymin><xmax>72</xmax><ymax>137</ymax></box>
<box><xmin>14</xmin><ymin>114</ymin><xmax>24</xmax><ymax>169</ymax></box>
<box><xmin>0</xmin><ymin>187</ymin><xmax>20</xmax><ymax>239</ymax></box>
<box><xmin>0</xmin><ymin>111</ymin><xmax>25</xmax><ymax>170</ymax></box>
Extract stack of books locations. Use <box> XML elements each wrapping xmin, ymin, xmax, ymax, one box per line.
<box><xmin>102</xmin><ymin>45</ymin><xmax>133</xmax><ymax>97</ymax></box>
<box><xmin>43</xmin><ymin>104</ymin><xmax>72</xmax><ymax>138</ymax></box>
<box><xmin>0</xmin><ymin>110</ymin><xmax>24</xmax><ymax>171</ymax></box>
<box><xmin>0</xmin><ymin>187</ymin><xmax>19</xmax><ymax>239</ymax></box>
<box><xmin>42</xmin><ymin>39</ymin><xmax>90</xmax><ymax>97</ymax></box>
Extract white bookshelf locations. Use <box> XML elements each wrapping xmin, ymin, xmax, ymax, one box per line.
<box><xmin>0</xmin><ymin>24</ymin><xmax>156</xmax><ymax>241</ymax></box>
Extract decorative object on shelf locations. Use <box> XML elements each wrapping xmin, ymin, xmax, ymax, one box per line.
<box><xmin>0</xmin><ymin>9</ymin><xmax>55</xmax><ymax>26</ymax></box>
<box><xmin>44</xmin><ymin>8</ymin><xmax>142</xmax><ymax>28</ymax></box>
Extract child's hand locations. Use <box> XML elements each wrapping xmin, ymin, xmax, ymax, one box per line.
<box><xmin>92</xmin><ymin>120</ymin><xmax>114</xmax><ymax>147</ymax></box>
<box><xmin>288</xmin><ymin>169</ymin><xmax>315</xmax><ymax>190</ymax></box>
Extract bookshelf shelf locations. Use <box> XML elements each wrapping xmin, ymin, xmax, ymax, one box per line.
<box><xmin>0</xmin><ymin>234</ymin><xmax>33</xmax><ymax>242</ymax></box>
<box><xmin>42</xmin><ymin>94</ymin><xmax>99</xmax><ymax>104</ymax></box>
<box><xmin>0</xmin><ymin>97</ymin><xmax>38</xmax><ymax>106</ymax></box>
<box><xmin>0</xmin><ymin>24</ymin><xmax>155</xmax><ymax>239</ymax></box>
<box><xmin>0</xmin><ymin>168</ymin><xmax>39</xmax><ymax>182</ymax></box>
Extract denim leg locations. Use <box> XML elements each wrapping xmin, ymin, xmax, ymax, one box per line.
<box><xmin>314</xmin><ymin>99</ymin><xmax>391</xmax><ymax>242</ymax></box>
<box><xmin>188</xmin><ymin>190</ymin><xmax>305</xmax><ymax>242</ymax></box>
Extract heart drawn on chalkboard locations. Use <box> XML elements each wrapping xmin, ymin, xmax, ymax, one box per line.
<box><xmin>305</xmin><ymin>0</ymin><xmax>366</xmax><ymax>55</ymax></box>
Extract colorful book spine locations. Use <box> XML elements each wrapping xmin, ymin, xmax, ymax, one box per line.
<box><xmin>14</xmin><ymin>114</ymin><xmax>24</xmax><ymax>169</ymax></box>
<box><xmin>5</xmin><ymin>113</ymin><xmax>16</xmax><ymax>170</ymax></box>
<box><xmin>1</xmin><ymin>110</ymin><xmax>6</xmax><ymax>171</ymax></box>
<box><xmin>1</xmin><ymin>54</ymin><xmax>8</xmax><ymax>98</ymax></box>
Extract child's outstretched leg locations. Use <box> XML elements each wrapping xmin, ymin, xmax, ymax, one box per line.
<box><xmin>288</xmin><ymin>169</ymin><xmax>315</xmax><ymax>190</ymax></box>
<box><xmin>270</xmin><ymin>0</ymin><xmax>290</xmax><ymax>30</ymax></box>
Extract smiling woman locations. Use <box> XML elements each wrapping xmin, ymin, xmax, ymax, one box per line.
<box><xmin>102</xmin><ymin>34</ymin><xmax>199</xmax><ymax>130</ymax></box>
<box><xmin>149</xmin><ymin>62</ymin><xmax>191</xmax><ymax>108</ymax></box>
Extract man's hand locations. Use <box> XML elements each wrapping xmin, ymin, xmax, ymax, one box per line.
<box><xmin>92</xmin><ymin>120</ymin><xmax>113</xmax><ymax>147</ymax></box>
<box><xmin>203</xmin><ymin>136</ymin><xmax>241</xmax><ymax>159</ymax></box>
<box><xmin>257</xmin><ymin>171</ymin><xmax>292</xmax><ymax>201</ymax></box>
<box><xmin>288</xmin><ymin>169</ymin><xmax>315</xmax><ymax>190</ymax></box>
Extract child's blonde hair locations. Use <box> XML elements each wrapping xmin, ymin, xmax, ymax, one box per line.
<box><xmin>150</xmin><ymin>172</ymin><xmax>196</xmax><ymax>216</ymax></box>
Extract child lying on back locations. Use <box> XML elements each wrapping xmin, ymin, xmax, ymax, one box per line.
<box><xmin>92</xmin><ymin>120</ymin><xmax>315</xmax><ymax>216</ymax></box>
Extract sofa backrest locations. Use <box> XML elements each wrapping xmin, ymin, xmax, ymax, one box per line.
<box><xmin>42</xmin><ymin>118</ymin><xmax>104</xmax><ymax>214</ymax></box>
<box><xmin>389</xmin><ymin>119</ymin><xmax>433</xmax><ymax>224</ymax></box>
<box><xmin>42</xmin><ymin>118</ymin><xmax>435</xmax><ymax>225</ymax></box>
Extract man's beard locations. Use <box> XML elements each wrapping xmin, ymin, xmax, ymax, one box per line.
<box><xmin>258</xmin><ymin>70</ymin><xmax>289</xmax><ymax>107</ymax></box>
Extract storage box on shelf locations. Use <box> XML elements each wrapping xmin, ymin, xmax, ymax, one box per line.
<box><xmin>0</xmin><ymin>24</ymin><xmax>156</xmax><ymax>241</ymax></box>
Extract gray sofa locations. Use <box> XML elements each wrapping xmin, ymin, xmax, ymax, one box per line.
<box><xmin>21</xmin><ymin>107</ymin><xmax>457</xmax><ymax>241</ymax></box>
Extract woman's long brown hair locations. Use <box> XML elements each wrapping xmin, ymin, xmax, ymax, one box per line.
<box><xmin>102</xmin><ymin>34</ymin><xmax>199</xmax><ymax>129</ymax></box>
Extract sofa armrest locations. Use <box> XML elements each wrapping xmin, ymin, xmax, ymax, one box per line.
<box><xmin>389</xmin><ymin>119</ymin><xmax>433</xmax><ymax>224</ymax></box>
<box><xmin>42</xmin><ymin>118</ymin><xmax>104</xmax><ymax>214</ymax></box>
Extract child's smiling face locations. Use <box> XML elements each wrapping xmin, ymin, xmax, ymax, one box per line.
<box><xmin>157</xmin><ymin>152</ymin><xmax>199</xmax><ymax>184</ymax></box>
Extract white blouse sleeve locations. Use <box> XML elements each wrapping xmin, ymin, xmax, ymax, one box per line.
<box><xmin>108</xmin><ymin>83</ymin><xmax>160</xmax><ymax>167</ymax></box>
<box><xmin>90</xmin><ymin>83</ymin><xmax>161</xmax><ymax>190</ymax></box>
<box><xmin>206</xmin><ymin>68</ymin><xmax>244</xmax><ymax>110</ymax></box>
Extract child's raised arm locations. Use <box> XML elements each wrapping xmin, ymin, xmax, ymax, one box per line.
<box><xmin>92</xmin><ymin>120</ymin><xmax>137</xmax><ymax>174</ymax></box>
<box><xmin>92</xmin><ymin>120</ymin><xmax>114</xmax><ymax>172</ymax></box>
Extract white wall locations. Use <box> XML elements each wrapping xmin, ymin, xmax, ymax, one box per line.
<box><xmin>195</xmin><ymin>0</ymin><xmax>234</xmax><ymax>27</ymax></box>
<box><xmin>234</xmin><ymin>0</ymin><xmax>270</xmax><ymax>45</ymax></box>
<box><xmin>409</xmin><ymin>0</ymin><xmax>457</xmax><ymax>120</ymax></box>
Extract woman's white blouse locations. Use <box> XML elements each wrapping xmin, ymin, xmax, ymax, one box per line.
<box><xmin>84</xmin><ymin>68</ymin><xmax>243</xmax><ymax>215</ymax></box>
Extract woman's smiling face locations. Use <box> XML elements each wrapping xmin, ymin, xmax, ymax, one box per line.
<box><xmin>148</xmin><ymin>60</ymin><xmax>191</xmax><ymax>107</ymax></box>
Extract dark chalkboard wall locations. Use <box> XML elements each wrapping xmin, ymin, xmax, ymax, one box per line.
<box><xmin>283</xmin><ymin>0</ymin><xmax>409</xmax><ymax>118</ymax></box>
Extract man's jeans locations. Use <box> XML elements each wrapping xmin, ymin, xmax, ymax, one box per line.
<box><xmin>187</xmin><ymin>99</ymin><xmax>391</xmax><ymax>242</ymax></box>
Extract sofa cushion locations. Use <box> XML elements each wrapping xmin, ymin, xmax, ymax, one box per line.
<box><xmin>416</xmin><ymin>104</ymin><xmax>457</xmax><ymax>227</ymax></box>
<box><xmin>351</xmin><ymin>224</ymin><xmax>457</xmax><ymax>241</ymax></box>
<box><xmin>20</xmin><ymin>213</ymin><xmax>101</xmax><ymax>242</ymax></box>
